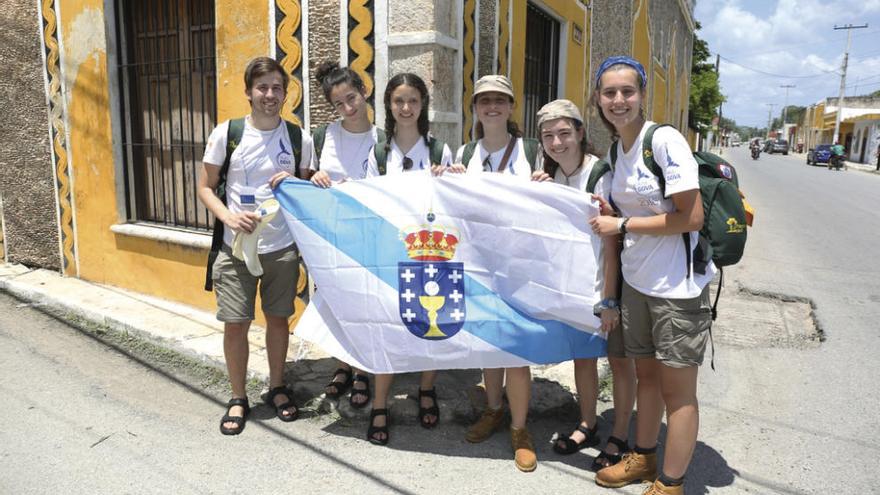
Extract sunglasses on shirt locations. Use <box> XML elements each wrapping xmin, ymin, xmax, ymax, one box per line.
<box><xmin>403</xmin><ymin>156</ymin><xmax>414</xmax><ymax>170</ymax></box>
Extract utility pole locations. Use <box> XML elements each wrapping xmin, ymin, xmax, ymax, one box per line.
<box><xmin>832</xmin><ymin>23</ymin><xmax>868</xmax><ymax>144</ymax></box>
<box><xmin>716</xmin><ymin>54</ymin><xmax>723</xmax><ymax>149</ymax></box>
<box><xmin>766</xmin><ymin>103</ymin><xmax>777</xmax><ymax>139</ymax></box>
<box><xmin>780</xmin><ymin>84</ymin><xmax>796</xmax><ymax>143</ymax></box>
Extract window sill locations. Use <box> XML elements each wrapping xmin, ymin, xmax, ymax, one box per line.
<box><xmin>111</xmin><ymin>223</ymin><xmax>212</xmax><ymax>250</ymax></box>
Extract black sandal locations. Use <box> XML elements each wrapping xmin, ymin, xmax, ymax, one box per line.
<box><xmin>590</xmin><ymin>436</ymin><xmax>629</xmax><ymax>471</ymax></box>
<box><xmin>349</xmin><ymin>374</ymin><xmax>371</xmax><ymax>409</ymax></box>
<box><xmin>417</xmin><ymin>388</ymin><xmax>440</xmax><ymax>429</ymax></box>
<box><xmin>266</xmin><ymin>385</ymin><xmax>299</xmax><ymax>422</ymax></box>
<box><xmin>366</xmin><ymin>408</ymin><xmax>390</xmax><ymax>445</ymax></box>
<box><xmin>219</xmin><ymin>397</ymin><xmax>250</xmax><ymax>436</ymax></box>
<box><xmin>325</xmin><ymin>367</ymin><xmax>353</xmax><ymax>399</ymax></box>
<box><xmin>552</xmin><ymin>422</ymin><xmax>600</xmax><ymax>454</ymax></box>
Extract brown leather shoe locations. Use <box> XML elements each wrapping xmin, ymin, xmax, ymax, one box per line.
<box><xmin>465</xmin><ymin>406</ymin><xmax>506</xmax><ymax>443</ymax></box>
<box><xmin>642</xmin><ymin>478</ymin><xmax>684</xmax><ymax>494</ymax></box>
<box><xmin>595</xmin><ymin>451</ymin><xmax>657</xmax><ymax>488</ymax></box>
<box><xmin>510</xmin><ymin>427</ymin><xmax>537</xmax><ymax>472</ymax></box>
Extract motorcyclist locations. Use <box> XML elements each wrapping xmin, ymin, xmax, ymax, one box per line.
<box><xmin>750</xmin><ymin>138</ymin><xmax>761</xmax><ymax>159</ymax></box>
<box><xmin>830</xmin><ymin>141</ymin><xmax>845</xmax><ymax>170</ymax></box>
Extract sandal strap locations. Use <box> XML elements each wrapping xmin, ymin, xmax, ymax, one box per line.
<box><xmin>418</xmin><ymin>387</ymin><xmax>437</xmax><ymax>399</ymax></box>
<box><xmin>332</xmin><ymin>367</ymin><xmax>353</xmax><ymax>379</ymax></box>
<box><xmin>268</xmin><ymin>385</ymin><xmax>293</xmax><ymax>401</ymax></box>
<box><xmin>353</xmin><ymin>373</ymin><xmax>370</xmax><ymax>384</ymax></box>
<box><xmin>227</xmin><ymin>397</ymin><xmax>250</xmax><ymax>410</ymax></box>
<box><xmin>606</xmin><ymin>435</ymin><xmax>629</xmax><ymax>452</ymax></box>
<box><xmin>576</xmin><ymin>423</ymin><xmax>598</xmax><ymax>437</ymax></box>
<box><xmin>370</xmin><ymin>408</ymin><xmax>389</xmax><ymax>418</ymax></box>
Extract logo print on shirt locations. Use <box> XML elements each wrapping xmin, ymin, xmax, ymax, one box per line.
<box><xmin>665</xmin><ymin>157</ymin><xmax>682</xmax><ymax>185</ymax></box>
<box><xmin>276</xmin><ymin>139</ymin><xmax>293</xmax><ymax>169</ymax></box>
<box><xmin>635</xmin><ymin>167</ymin><xmax>656</xmax><ymax>196</ymax></box>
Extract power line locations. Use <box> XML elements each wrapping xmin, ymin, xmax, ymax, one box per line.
<box><xmin>716</xmin><ymin>54</ymin><xmax>833</xmax><ymax>79</ymax></box>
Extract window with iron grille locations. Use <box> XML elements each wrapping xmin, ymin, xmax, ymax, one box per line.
<box><xmin>115</xmin><ymin>0</ymin><xmax>217</xmax><ymax>231</ymax></box>
<box><xmin>522</xmin><ymin>3</ymin><xmax>560</xmax><ymax>139</ymax></box>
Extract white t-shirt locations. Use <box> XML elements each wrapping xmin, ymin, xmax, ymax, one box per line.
<box><xmin>555</xmin><ymin>154</ymin><xmax>610</xmax><ymax>296</ymax></box>
<box><xmin>455</xmin><ymin>137</ymin><xmax>541</xmax><ymax>179</ymax></box>
<box><xmin>607</xmin><ymin>121</ymin><xmax>716</xmax><ymax>298</ymax></box>
<box><xmin>310</xmin><ymin>120</ymin><xmax>380</xmax><ymax>181</ymax></box>
<box><xmin>203</xmin><ymin>117</ymin><xmax>314</xmax><ymax>253</ymax></box>
<box><xmin>367</xmin><ymin>137</ymin><xmax>453</xmax><ymax>175</ymax></box>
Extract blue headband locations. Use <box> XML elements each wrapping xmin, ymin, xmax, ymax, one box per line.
<box><xmin>595</xmin><ymin>56</ymin><xmax>647</xmax><ymax>89</ymax></box>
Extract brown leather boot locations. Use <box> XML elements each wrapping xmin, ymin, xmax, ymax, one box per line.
<box><xmin>465</xmin><ymin>406</ymin><xmax>506</xmax><ymax>443</ymax></box>
<box><xmin>510</xmin><ymin>427</ymin><xmax>537</xmax><ymax>472</ymax></box>
<box><xmin>595</xmin><ymin>451</ymin><xmax>657</xmax><ymax>488</ymax></box>
<box><xmin>642</xmin><ymin>478</ymin><xmax>684</xmax><ymax>494</ymax></box>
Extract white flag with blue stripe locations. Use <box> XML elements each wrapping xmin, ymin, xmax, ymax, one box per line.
<box><xmin>275</xmin><ymin>173</ymin><xmax>606</xmax><ymax>373</ymax></box>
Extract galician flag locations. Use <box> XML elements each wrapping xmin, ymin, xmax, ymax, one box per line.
<box><xmin>274</xmin><ymin>173</ymin><xmax>606</xmax><ymax>373</ymax></box>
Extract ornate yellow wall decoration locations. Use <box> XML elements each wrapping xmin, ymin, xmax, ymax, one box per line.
<box><xmin>462</xmin><ymin>0</ymin><xmax>477</xmax><ymax>142</ymax></box>
<box><xmin>348</xmin><ymin>0</ymin><xmax>375</xmax><ymax>119</ymax></box>
<box><xmin>276</xmin><ymin>0</ymin><xmax>304</xmax><ymax>126</ymax></box>
<box><xmin>497</xmin><ymin>0</ymin><xmax>510</xmax><ymax>76</ymax></box>
<box><xmin>42</xmin><ymin>0</ymin><xmax>77</xmax><ymax>276</ymax></box>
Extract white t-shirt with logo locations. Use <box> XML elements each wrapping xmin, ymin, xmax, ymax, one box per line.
<box><xmin>367</xmin><ymin>137</ymin><xmax>453</xmax><ymax>175</ymax></box>
<box><xmin>203</xmin><ymin>118</ymin><xmax>314</xmax><ymax>253</ymax></box>
<box><xmin>455</xmin><ymin>137</ymin><xmax>541</xmax><ymax>179</ymax></box>
<box><xmin>310</xmin><ymin>120</ymin><xmax>380</xmax><ymax>181</ymax></box>
<box><xmin>607</xmin><ymin>121</ymin><xmax>716</xmax><ymax>299</ymax></box>
<box><xmin>554</xmin><ymin>154</ymin><xmax>610</xmax><ymax>296</ymax></box>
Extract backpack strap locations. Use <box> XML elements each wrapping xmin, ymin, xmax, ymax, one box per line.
<box><xmin>585</xmin><ymin>159</ymin><xmax>612</xmax><ymax>194</ymax></box>
<box><xmin>312</xmin><ymin>124</ymin><xmax>328</xmax><ymax>169</ymax></box>
<box><xmin>428</xmin><ymin>136</ymin><xmax>446</xmax><ymax>165</ymax></box>
<box><xmin>205</xmin><ymin>118</ymin><xmax>244</xmax><ymax>291</ymax></box>
<box><xmin>374</xmin><ymin>128</ymin><xmax>388</xmax><ymax>175</ymax></box>
<box><xmin>283</xmin><ymin>120</ymin><xmax>302</xmax><ymax>177</ymax></box>
<box><xmin>522</xmin><ymin>138</ymin><xmax>540</xmax><ymax>171</ymax></box>
<box><xmin>460</xmin><ymin>141</ymin><xmax>479</xmax><ymax>169</ymax></box>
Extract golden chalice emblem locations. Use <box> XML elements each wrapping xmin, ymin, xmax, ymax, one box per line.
<box><xmin>419</xmin><ymin>280</ymin><xmax>447</xmax><ymax>338</ymax></box>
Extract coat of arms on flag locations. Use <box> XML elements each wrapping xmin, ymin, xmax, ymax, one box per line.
<box><xmin>398</xmin><ymin>222</ymin><xmax>465</xmax><ymax>340</ymax></box>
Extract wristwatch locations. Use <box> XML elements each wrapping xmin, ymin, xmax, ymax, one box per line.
<box><xmin>593</xmin><ymin>298</ymin><xmax>620</xmax><ymax>316</ymax></box>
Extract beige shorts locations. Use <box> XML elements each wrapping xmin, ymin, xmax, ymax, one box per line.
<box><xmin>212</xmin><ymin>244</ymin><xmax>300</xmax><ymax>322</ymax></box>
<box><xmin>620</xmin><ymin>280</ymin><xmax>712</xmax><ymax>368</ymax></box>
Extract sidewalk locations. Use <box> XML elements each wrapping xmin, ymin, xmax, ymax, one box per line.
<box><xmin>0</xmin><ymin>262</ymin><xmax>585</xmax><ymax>424</ymax></box>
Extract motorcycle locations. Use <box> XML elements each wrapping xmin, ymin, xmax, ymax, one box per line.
<box><xmin>751</xmin><ymin>147</ymin><xmax>760</xmax><ymax>160</ymax></box>
<box><xmin>828</xmin><ymin>155</ymin><xmax>845</xmax><ymax>171</ymax></box>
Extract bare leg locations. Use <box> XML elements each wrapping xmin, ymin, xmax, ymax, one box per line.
<box><xmin>559</xmin><ymin>358</ymin><xmax>598</xmax><ymax>449</ymax></box>
<box><xmin>222</xmin><ymin>321</ymin><xmax>251</xmax><ymax>431</ymax></box>
<box><xmin>483</xmin><ymin>368</ymin><xmax>505</xmax><ymax>410</ymax></box>
<box><xmin>370</xmin><ymin>374</ymin><xmax>394</xmax><ymax>442</ymax></box>
<box><xmin>325</xmin><ymin>360</ymin><xmax>352</xmax><ymax>396</ymax></box>
<box><xmin>350</xmin><ymin>366</ymin><xmax>370</xmax><ymax>406</ymax></box>
<box><xmin>658</xmin><ymin>364</ymin><xmax>700</xmax><ymax>479</ymax></box>
<box><xmin>505</xmin><ymin>367</ymin><xmax>532</xmax><ymax>429</ymax></box>
<box><xmin>634</xmin><ymin>358</ymin><xmax>664</xmax><ymax>450</ymax></box>
<box><xmin>592</xmin><ymin>356</ymin><xmax>636</xmax><ymax>466</ymax></box>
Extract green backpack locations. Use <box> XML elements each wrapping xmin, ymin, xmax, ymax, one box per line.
<box><xmin>609</xmin><ymin>124</ymin><xmax>750</xmax><ymax>320</ymax></box>
<box><xmin>459</xmin><ymin>138</ymin><xmax>541</xmax><ymax>172</ymax></box>
<box><xmin>204</xmin><ymin>117</ymin><xmax>302</xmax><ymax>291</ymax></box>
<box><xmin>312</xmin><ymin>124</ymin><xmax>390</xmax><ymax>174</ymax></box>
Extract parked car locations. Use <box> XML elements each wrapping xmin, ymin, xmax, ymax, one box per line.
<box><xmin>807</xmin><ymin>144</ymin><xmax>833</xmax><ymax>166</ymax></box>
<box><xmin>767</xmin><ymin>139</ymin><xmax>789</xmax><ymax>155</ymax></box>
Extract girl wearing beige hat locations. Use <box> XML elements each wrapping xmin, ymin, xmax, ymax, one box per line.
<box><xmin>535</xmin><ymin>99</ymin><xmax>637</xmax><ymax>471</ymax></box>
<box><xmin>456</xmin><ymin>74</ymin><xmax>550</xmax><ymax>473</ymax></box>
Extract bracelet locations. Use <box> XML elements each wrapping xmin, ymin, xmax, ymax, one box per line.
<box><xmin>620</xmin><ymin>217</ymin><xmax>630</xmax><ymax>235</ymax></box>
<box><xmin>616</xmin><ymin>217</ymin><xmax>624</xmax><ymax>233</ymax></box>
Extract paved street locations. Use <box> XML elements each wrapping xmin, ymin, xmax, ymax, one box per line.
<box><xmin>1</xmin><ymin>148</ymin><xmax>878</xmax><ymax>494</ymax></box>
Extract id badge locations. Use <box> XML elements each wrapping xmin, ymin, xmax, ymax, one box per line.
<box><xmin>240</xmin><ymin>186</ymin><xmax>257</xmax><ymax>205</ymax></box>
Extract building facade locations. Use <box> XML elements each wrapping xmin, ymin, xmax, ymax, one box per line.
<box><xmin>0</xmin><ymin>0</ymin><xmax>695</xmax><ymax>320</ymax></box>
<box><xmin>798</xmin><ymin>96</ymin><xmax>880</xmax><ymax>163</ymax></box>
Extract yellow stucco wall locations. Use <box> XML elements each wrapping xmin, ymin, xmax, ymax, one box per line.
<box><xmin>216</xmin><ymin>0</ymin><xmax>271</xmax><ymax>121</ymax></box>
<box><xmin>507</xmin><ymin>1</ymin><xmax>591</xmax><ymax>122</ymax></box>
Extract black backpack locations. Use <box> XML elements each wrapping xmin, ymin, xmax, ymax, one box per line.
<box><xmin>204</xmin><ymin>118</ymin><xmax>302</xmax><ymax>291</ymax></box>
<box><xmin>459</xmin><ymin>138</ymin><xmax>541</xmax><ymax>172</ymax></box>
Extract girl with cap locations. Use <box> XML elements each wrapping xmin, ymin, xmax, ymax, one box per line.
<box><xmin>309</xmin><ymin>61</ymin><xmax>382</xmax><ymax>410</ymax></box>
<box><xmin>364</xmin><ymin>72</ymin><xmax>453</xmax><ymax>445</ymax></box>
<box><xmin>536</xmin><ymin>99</ymin><xmax>636</xmax><ymax>471</ymax></box>
<box><xmin>589</xmin><ymin>56</ymin><xmax>715</xmax><ymax>495</ymax></box>
<box><xmin>456</xmin><ymin>74</ymin><xmax>550</xmax><ymax>473</ymax></box>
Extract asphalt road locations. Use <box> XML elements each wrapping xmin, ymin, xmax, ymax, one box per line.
<box><xmin>1</xmin><ymin>148</ymin><xmax>878</xmax><ymax>494</ymax></box>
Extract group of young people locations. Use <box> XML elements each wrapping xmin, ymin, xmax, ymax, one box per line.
<box><xmin>197</xmin><ymin>54</ymin><xmax>714</xmax><ymax>495</ymax></box>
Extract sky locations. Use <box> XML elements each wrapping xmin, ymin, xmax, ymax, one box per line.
<box><xmin>693</xmin><ymin>0</ymin><xmax>880</xmax><ymax>127</ymax></box>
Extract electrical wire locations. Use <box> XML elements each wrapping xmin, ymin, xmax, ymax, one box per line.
<box><xmin>716</xmin><ymin>54</ymin><xmax>835</xmax><ymax>79</ymax></box>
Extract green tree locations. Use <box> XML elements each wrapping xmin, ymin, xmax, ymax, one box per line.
<box><xmin>689</xmin><ymin>22</ymin><xmax>725</xmax><ymax>132</ymax></box>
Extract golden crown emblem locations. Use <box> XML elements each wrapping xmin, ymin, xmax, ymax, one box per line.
<box><xmin>401</xmin><ymin>225</ymin><xmax>459</xmax><ymax>261</ymax></box>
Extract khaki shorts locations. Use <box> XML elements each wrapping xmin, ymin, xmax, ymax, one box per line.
<box><xmin>212</xmin><ymin>244</ymin><xmax>300</xmax><ymax>322</ymax></box>
<box><xmin>620</xmin><ymin>280</ymin><xmax>712</xmax><ymax>368</ymax></box>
